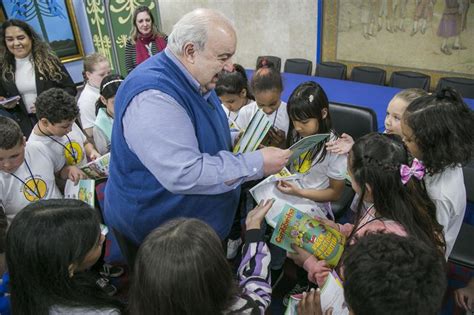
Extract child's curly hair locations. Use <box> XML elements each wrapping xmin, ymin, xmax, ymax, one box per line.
<box><xmin>403</xmin><ymin>87</ymin><xmax>474</xmax><ymax>174</ymax></box>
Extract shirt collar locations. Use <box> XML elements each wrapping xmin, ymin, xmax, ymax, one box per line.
<box><xmin>165</xmin><ymin>48</ymin><xmax>212</xmax><ymax>100</ymax></box>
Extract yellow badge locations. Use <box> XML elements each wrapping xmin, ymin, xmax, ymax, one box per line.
<box><xmin>64</xmin><ymin>141</ymin><xmax>83</xmax><ymax>165</ymax></box>
<box><xmin>23</xmin><ymin>178</ymin><xmax>47</xmax><ymax>202</ymax></box>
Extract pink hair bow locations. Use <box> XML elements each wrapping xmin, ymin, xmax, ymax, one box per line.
<box><xmin>400</xmin><ymin>158</ymin><xmax>425</xmax><ymax>184</ymax></box>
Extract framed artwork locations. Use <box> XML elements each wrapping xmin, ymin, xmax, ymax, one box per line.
<box><xmin>321</xmin><ymin>0</ymin><xmax>474</xmax><ymax>89</ymax></box>
<box><xmin>1</xmin><ymin>0</ymin><xmax>85</xmax><ymax>63</ymax></box>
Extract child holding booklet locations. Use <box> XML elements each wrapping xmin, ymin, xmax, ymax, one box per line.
<box><xmin>236</xmin><ymin>59</ymin><xmax>289</xmax><ymax>148</ymax></box>
<box><xmin>215</xmin><ymin>63</ymin><xmax>254</xmax><ymax>127</ymax></box>
<box><xmin>93</xmin><ymin>74</ymin><xmax>123</xmax><ymax>155</ymax></box>
<box><xmin>401</xmin><ymin>87</ymin><xmax>474</xmax><ymax>257</ymax></box>
<box><xmin>28</xmin><ymin>88</ymin><xmax>101</xmax><ymax>167</ymax></box>
<box><xmin>274</xmin><ymin>81</ymin><xmax>347</xmax><ymax>300</ymax></box>
<box><xmin>288</xmin><ymin>133</ymin><xmax>445</xmax><ymax>287</ymax></box>
<box><xmin>277</xmin><ymin>81</ymin><xmax>347</xmax><ymax>219</ymax></box>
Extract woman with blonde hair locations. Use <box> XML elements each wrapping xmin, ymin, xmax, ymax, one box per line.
<box><xmin>0</xmin><ymin>19</ymin><xmax>76</xmax><ymax>137</ymax></box>
<box><xmin>124</xmin><ymin>5</ymin><xmax>167</xmax><ymax>74</ymax></box>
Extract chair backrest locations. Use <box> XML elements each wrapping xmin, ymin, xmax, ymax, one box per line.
<box><xmin>315</xmin><ymin>62</ymin><xmax>347</xmax><ymax>80</ymax></box>
<box><xmin>436</xmin><ymin>77</ymin><xmax>474</xmax><ymax>99</ymax></box>
<box><xmin>284</xmin><ymin>58</ymin><xmax>313</xmax><ymax>75</ymax></box>
<box><xmin>256</xmin><ymin>55</ymin><xmax>281</xmax><ymax>72</ymax></box>
<box><xmin>329</xmin><ymin>103</ymin><xmax>378</xmax><ymax>140</ymax></box>
<box><xmin>389</xmin><ymin>71</ymin><xmax>431</xmax><ymax>91</ymax></box>
<box><xmin>463</xmin><ymin>161</ymin><xmax>474</xmax><ymax>203</ymax></box>
<box><xmin>350</xmin><ymin>66</ymin><xmax>386</xmax><ymax>86</ymax></box>
<box><xmin>448</xmin><ymin>161</ymin><xmax>474</xmax><ymax>269</ymax></box>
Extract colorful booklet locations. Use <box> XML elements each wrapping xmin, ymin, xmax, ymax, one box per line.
<box><xmin>250</xmin><ymin>178</ymin><xmax>327</xmax><ymax>228</ymax></box>
<box><xmin>250</xmin><ymin>168</ymin><xmax>327</xmax><ymax>228</ymax></box>
<box><xmin>64</xmin><ymin>179</ymin><xmax>96</xmax><ymax>208</ymax></box>
<box><xmin>320</xmin><ymin>271</ymin><xmax>350</xmax><ymax>315</ymax></box>
<box><xmin>233</xmin><ymin>109</ymin><xmax>272</xmax><ymax>153</ymax></box>
<box><xmin>270</xmin><ymin>204</ymin><xmax>346</xmax><ymax>268</ymax></box>
<box><xmin>80</xmin><ymin>153</ymin><xmax>110</xmax><ymax>179</ymax></box>
<box><xmin>288</xmin><ymin>133</ymin><xmax>330</xmax><ymax>163</ymax></box>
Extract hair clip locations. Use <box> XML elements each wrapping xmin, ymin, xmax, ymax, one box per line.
<box><xmin>308</xmin><ymin>94</ymin><xmax>314</xmax><ymax>103</ymax></box>
<box><xmin>400</xmin><ymin>158</ymin><xmax>425</xmax><ymax>184</ymax></box>
<box><xmin>102</xmin><ymin>79</ymin><xmax>123</xmax><ymax>91</ymax></box>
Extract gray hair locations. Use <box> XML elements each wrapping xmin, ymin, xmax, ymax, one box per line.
<box><xmin>167</xmin><ymin>8</ymin><xmax>234</xmax><ymax>56</ymax></box>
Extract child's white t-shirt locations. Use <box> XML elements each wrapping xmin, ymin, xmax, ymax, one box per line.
<box><xmin>221</xmin><ymin>104</ymin><xmax>239</xmax><ymax>122</ymax></box>
<box><xmin>235</xmin><ymin>101</ymin><xmax>290</xmax><ymax>136</ymax></box>
<box><xmin>28</xmin><ymin>123</ymin><xmax>87</xmax><ymax>167</ymax></box>
<box><xmin>424</xmin><ymin>166</ymin><xmax>466</xmax><ymax>258</ymax></box>
<box><xmin>0</xmin><ymin>142</ymin><xmax>63</xmax><ymax>223</ymax></box>
<box><xmin>78</xmin><ymin>83</ymin><xmax>100</xmax><ymax>130</ymax></box>
<box><xmin>292</xmin><ymin>133</ymin><xmax>348</xmax><ymax>218</ymax></box>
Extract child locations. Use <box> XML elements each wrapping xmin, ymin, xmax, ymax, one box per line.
<box><xmin>289</xmin><ymin>133</ymin><xmax>445</xmax><ymax>287</ymax></box>
<box><xmin>277</xmin><ymin>81</ymin><xmax>347</xmax><ymax>218</ymax></box>
<box><xmin>326</xmin><ymin>88</ymin><xmax>428</xmax><ymax>154</ymax></box>
<box><xmin>93</xmin><ymin>74</ymin><xmax>123</xmax><ymax>155</ymax></box>
<box><xmin>78</xmin><ymin>53</ymin><xmax>111</xmax><ymax>139</ymax></box>
<box><xmin>28</xmin><ymin>88</ymin><xmax>100</xmax><ymax>167</ymax></box>
<box><xmin>297</xmin><ymin>233</ymin><xmax>447</xmax><ymax>315</ymax></box>
<box><xmin>0</xmin><ymin>117</ymin><xmax>81</xmax><ymax>223</ymax></box>
<box><xmin>401</xmin><ymin>87</ymin><xmax>474</xmax><ymax>257</ymax></box>
<box><xmin>236</xmin><ymin>59</ymin><xmax>289</xmax><ymax>148</ymax></box>
<box><xmin>215</xmin><ymin>63</ymin><xmax>253</xmax><ymax>126</ymax></box>
<box><xmin>6</xmin><ymin>199</ymin><xmax>124</xmax><ymax>314</ymax></box>
<box><xmin>129</xmin><ymin>199</ymin><xmax>274</xmax><ymax>314</ymax></box>
<box><xmin>276</xmin><ymin>81</ymin><xmax>347</xmax><ymax>298</ymax></box>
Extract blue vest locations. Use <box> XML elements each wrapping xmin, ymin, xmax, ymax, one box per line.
<box><xmin>105</xmin><ymin>52</ymin><xmax>240</xmax><ymax>244</ymax></box>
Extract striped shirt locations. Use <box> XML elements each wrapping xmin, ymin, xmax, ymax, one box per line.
<box><xmin>225</xmin><ymin>229</ymin><xmax>272</xmax><ymax>314</ymax></box>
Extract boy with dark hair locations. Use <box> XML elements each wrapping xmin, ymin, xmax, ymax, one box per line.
<box><xmin>297</xmin><ymin>233</ymin><xmax>447</xmax><ymax>315</ymax></box>
<box><xmin>0</xmin><ymin>116</ymin><xmax>82</xmax><ymax>223</ymax></box>
<box><xmin>28</xmin><ymin>88</ymin><xmax>100</xmax><ymax>166</ymax></box>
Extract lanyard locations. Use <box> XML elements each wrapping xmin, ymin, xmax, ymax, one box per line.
<box><xmin>227</xmin><ymin>110</ymin><xmax>239</xmax><ymax>121</ymax></box>
<box><xmin>38</xmin><ymin>125</ymin><xmax>78</xmax><ymax>164</ymax></box>
<box><xmin>352</xmin><ymin>204</ymin><xmax>380</xmax><ymax>234</ymax></box>
<box><xmin>10</xmin><ymin>160</ymin><xmax>41</xmax><ymax>199</ymax></box>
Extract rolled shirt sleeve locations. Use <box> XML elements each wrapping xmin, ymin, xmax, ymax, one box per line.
<box><xmin>123</xmin><ymin>90</ymin><xmax>264</xmax><ymax>195</ymax></box>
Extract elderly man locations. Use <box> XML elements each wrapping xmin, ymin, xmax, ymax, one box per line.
<box><xmin>105</xmin><ymin>8</ymin><xmax>290</xmax><ymax>244</ymax></box>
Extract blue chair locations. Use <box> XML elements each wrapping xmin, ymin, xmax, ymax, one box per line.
<box><xmin>350</xmin><ymin>66</ymin><xmax>386</xmax><ymax>86</ymax></box>
<box><xmin>256</xmin><ymin>55</ymin><xmax>281</xmax><ymax>72</ymax></box>
<box><xmin>436</xmin><ymin>77</ymin><xmax>474</xmax><ymax>99</ymax></box>
<box><xmin>448</xmin><ymin>162</ymin><xmax>474</xmax><ymax>269</ymax></box>
<box><xmin>315</xmin><ymin>62</ymin><xmax>347</xmax><ymax>80</ymax></box>
<box><xmin>284</xmin><ymin>58</ymin><xmax>312</xmax><ymax>75</ymax></box>
<box><xmin>389</xmin><ymin>71</ymin><xmax>431</xmax><ymax>91</ymax></box>
<box><xmin>329</xmin><ymin>103</ymin><xmax>378</xmax><ymax>140</ymax></box>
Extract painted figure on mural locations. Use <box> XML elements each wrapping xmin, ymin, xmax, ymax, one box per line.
<box><xmin>361</xmin><ymin>0</ymin><xmax>379</xmax><ymax>39</ymax></box>
<box><xmin>410</xmin><ymin>0</ymin><xmax>436</xmax><ymax>36</ymax></box>
<box><xmin>437</xmin><ymin>0</ymin><xmax>469</xmax><ymax>55</ymax></box>
<box><xmin>392</xmin><ymin>0</ymin><xmax>408</xmax><ymax>31</ymax></box>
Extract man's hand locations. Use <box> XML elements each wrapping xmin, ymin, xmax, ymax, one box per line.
<box><xmin>260</xmin><ymin>147</ymin><xmax>291</xmax><ymax>176</ymax></box>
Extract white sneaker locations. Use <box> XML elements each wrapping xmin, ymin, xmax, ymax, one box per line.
<box><xmin>226</xmin><ymin>238</ymin><xmax>243</xmax><ymax>259</ymax></box>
